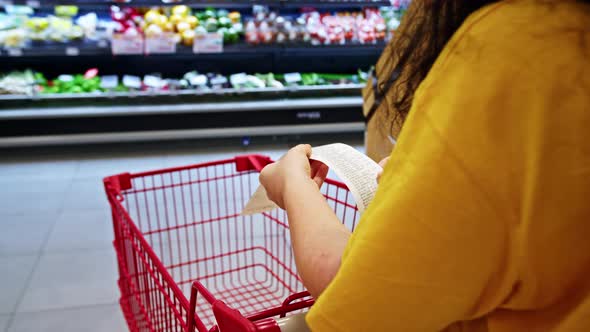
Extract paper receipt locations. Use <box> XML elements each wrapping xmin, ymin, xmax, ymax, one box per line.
<box><xmin>241</xmin><ymin>143</ymin><xmax>381</xmax><ymax>215</ymax></box>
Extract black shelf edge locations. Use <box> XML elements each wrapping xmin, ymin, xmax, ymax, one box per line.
<box><xmin>0</xmin><ymin>41</ymin><xmax>385</xmax><ymax>58</ymax></box>
<box><xmin>280</xmin><ymin>0</ymin><xmax>392</xmax><ymax>9</ymax></box>
<box><xmin>4</xmin><ymin>0</ymin><xmax>392</xmax><ymax>8</ymax></box>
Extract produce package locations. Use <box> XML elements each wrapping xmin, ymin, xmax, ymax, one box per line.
<box><xmin>0</xmin><ymin>28</ymin><xmax>28</xmax><ymax>48</ymax></box>
<box><xmin>244</xmin><ymin>6</ymin><xmax>393</xmax><ymax>46</ymax></box>
<box><xmin>24</xmin><ymin>5</ymin><xmax>85</xmax><ymax>43</ymax></box>
<box><xmin>110</xmin><ymin>6</ymin><xmax>144</xmax><ymax>37</ymax></box>
<box><xmin>1</xmin><ymin>3</ymin><xmax>408</xmax><ymax>51</ymax></box>
<box><xmin>122</xmin><ymin>5</ymin><xmax>243</xmax><ymax>47</ymax></box>
<box><xmin>0</xmin><ymin>70</ymin><xmax>36</xmax><ymax>95</ymax></box>
<box><xmin>0</xmin><ymin>67</ymin><xmax>369</xmax><ymax>96</ymax></box>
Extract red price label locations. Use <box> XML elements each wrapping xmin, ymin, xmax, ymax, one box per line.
<box><xmin>193</xmin><ymin>32</ymin><xmax>223</xmax><ymax>54</ymax></box>
<box><xmin>145</xmin><ymin>33</ymin><xmax>176</xmax><ymax>54</ymax></box>
<box><xmin>111</xmin><ymin>33</ymin><xmax>144</xmax><ymax>55</ymax></box>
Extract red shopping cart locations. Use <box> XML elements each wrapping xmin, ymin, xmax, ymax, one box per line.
<box><xmin>104</xmin><ymin>154</ymin><xmax>360</xmax><ymax>332</ymax></box>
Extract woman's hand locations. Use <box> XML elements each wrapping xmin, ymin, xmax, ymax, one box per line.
<box><xmin>376</xmin><ymin>157</ymin><xmax>390</xmax><ymax>183</ymax></box>
<box><xmin>261</xmin><ymin>144</ymin><xmax>346</xmax><ymax>298</ymax></box>
<box><xmin>259</xmin><ymin>144</ymin><xmax>329</xmax><ymax>209</ymax></box>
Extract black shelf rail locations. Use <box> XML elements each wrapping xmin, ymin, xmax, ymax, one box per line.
<box><xmin>0</xmin><ymin>40</ymin><xmax>385</xmax><ymax>57</ymax></box>
<box><xmin>4</xmin><ymin>0</ymin><xmax>392</xmax><ymax>8</ymax></box>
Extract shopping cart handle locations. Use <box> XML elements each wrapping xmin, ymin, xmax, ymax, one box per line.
<box><xmin>274</xmin><ymin>313</ymin><xmax>311</xmax><ymax>332</ymax></box>
<box><xmin>188</xmin><ymin>281</ymin><xmax>311</xmax><ymax>332</ymax></box>
<box><xmin>213</xmin><ymin>303</ymin><xmax>311</xmax><ymax>332</ymax></box>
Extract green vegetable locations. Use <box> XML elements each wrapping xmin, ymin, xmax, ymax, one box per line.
<box><xmin>55</xmin><ymin>5</ymin><xmax>79</xmax><ymax>17</ymax></box>
<box><xmin>69</xmin><ymin>86</ymin><xmax>83</xmax><ymax>93</ymax></box>
<box><xmin>195</xmin><ymin>12</ymin><xmax>206</xmax><ymax>21</ymax></box>
<box><xmin>73</xmin><ymin>74</ymin><xmax>85</xmax><ymax>85</ymax></box>
<box><xmin>216</xmin><ymin>9</ymin><xmax>229</xmax><ymax>18</ymax></box>
<box><xmin>42</xmin><ymin>86</ymin><xmax>59</xmax><ymax>94</ymax></box>
<box><xmin>255</xmin><ymin>73</ymin><xmax>284</xmax><ymax>88</ymax></box>
<box><xmin>222</xmin><ymin>27</ymin><xmax>238</xmax><ymax>43</ymax></box>
<box><xmin>81</xmin><ymin>80</ymin><xmax>94</xmax><ymax>92</ymax></box>
<box><xmin>317</xmin><ymin>73</ymin><xmax>352</xmax><ymax>81</ymax></box>
<box><xmin>301</xmin><ymin>73</ymin><xmax>321</xmax><ymax>86</ymax></box>
<box><xmin>56</xmin><ymin>80</ymin><xmax>74</xmax><ymax>93</ymax></box>
<box><xmin>255</xmin><ymin>73</ymin><xmax>270</xmax><ymax>83</ymax></box>
<box><xmin>34</xmin><ymin>72</ymin><xmax>47</xmax><ymax>86</ymax></box>
<box><xmin>218</xmin><ymin>27</ymin><xmax>228</xmax><ymax>40</ymax></box>
<box><xmin>217</xmin><ymin>16</ymin><xmax>232</xmax><ymax>28</ymax></box>
<box><xmin>203</xmin><ymin>8</ymin><xmax>216</xmax><ymax>20</ymax></box>
<box><xmin>114</xmin><ymin>84</ymin><xmax>129</xmax><ymax>92</ymax></box>
<box><xmin>204</xmin><ymin>18</ymin><xmax>218</xmax><ymax>32</ymax></box>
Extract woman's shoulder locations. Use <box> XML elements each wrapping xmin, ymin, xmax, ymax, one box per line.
<box><xmin>418</xmin><ymin>0</ymin><xmax>590</xmax><ymax>100</ymax></box>
<box><xmin>456</xmin><ymin>0</ymin><xmax>590</xmax><ymax>58</ymax></box>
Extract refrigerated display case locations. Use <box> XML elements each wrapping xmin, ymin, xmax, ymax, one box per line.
<box><xmin>0</xmin><ymin>1</ymin><xmax>411</xmax><ymax>147</ymax></box>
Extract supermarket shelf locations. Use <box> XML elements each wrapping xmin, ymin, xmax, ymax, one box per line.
<box><xmin>0</xmin><ymin>95</ymin><xmax>362</xmax><ymax>119</ymax></box>
<box><xmin>1</xmin><ymin>40</ymin><xmax>110</xmax><ymax>57</ymax></box>
<box><xmin>0</xmin><ymin>41</ymin><xmax>385</xmax><ymax>58</ymax></box>
<box><xmin>0</xmin><ymin>87</ymin><xmax>365</xmax><ymax>147</ymax></box>
<box><xmin>3</xmin><ymin>0</ymin><xmax>392</xmax><ymax>9</ymax></box>
<box><xmin>0</xmin><ymin>83</ymin><xmax>362</xmax><ymax>100</ymax></box>
<box><xmin>280</xmin><ymin>0</ymin><xmax>392</xmax><ymax>9</ymax></box>
<box><xmin>0</xmin><ymin>122</ymin><xmax>364</xmax><ymax>147</ymax></box>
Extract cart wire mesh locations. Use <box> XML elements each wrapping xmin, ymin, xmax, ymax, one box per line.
<box><xmin>104</xmin><ymin>155</ymin><xmax>360</xmax><ymax>331</ymax></box>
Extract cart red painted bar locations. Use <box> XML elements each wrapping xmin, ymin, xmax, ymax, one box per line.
<box><xmin>104</xmin><ymin>154</ymin><xmax>360</xmax><ymax>331</ymax></box>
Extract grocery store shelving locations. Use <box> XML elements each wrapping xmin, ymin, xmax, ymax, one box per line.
<box><xmin>0</xmin><ymin>0</ymin><xmax>399</xmax><ymax>146</ymax></box>
<box><xmin>280</xmin><ymin>1</ymin><xmax>391</xmax><ymax>9</ymax></box>
<box><xmin>0</xmin><ymin>40</ymin><xmax>385</xmax><ymax>57</ymax></box>
<box><xmin>0</xmin><ymin>85</ymin><xmax>364</xmax><ymax>147</ymax></box>
<box><xmin>3</xmin><ymin>1</ymin><xmax>392</xmax><ymax>9</ymax></box>
<box><xmin>0</xmin><ymin>96</ymin><xmax>362</xmax><ymax>120</ymax></box>
<box><xmin>0</xmin><ymin>40</ymin><xmax>109</xmax><ymax>57</ymax></box>
<box><xmin>0</xmin><ymin>84</ymin><xmax>364</xmax><ymax>112</ymax></box>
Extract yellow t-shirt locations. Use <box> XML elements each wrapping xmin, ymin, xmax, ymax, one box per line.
<box><xmin>307</xmin><ymin>1</ymin><xmax>590</xmax><ymax>331</ymax></box>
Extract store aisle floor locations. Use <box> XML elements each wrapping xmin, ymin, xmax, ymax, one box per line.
<box><xmin>0</xmin><ymin>137</ymin><xmax>363</xmax><ymax>332</ymax></box>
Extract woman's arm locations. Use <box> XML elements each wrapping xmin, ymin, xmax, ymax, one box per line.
<box><xmin>284</xmin><ymin>179</ymin><xmax>351</xmax><ymax>298</ymax></box>
<box><xmin>259</xmin><ymin>144</ymin><xmax>351</xmax><ymax>298</ymax></box>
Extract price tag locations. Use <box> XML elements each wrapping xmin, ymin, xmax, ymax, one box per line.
<box><xmin>66</xmin><ymin>47</ymin><xmax>80</xmax><ymax>56</ymax></box>
<box><xmin>100</xmin><ymin>75</ymin><xmax>119</xmax><ymax>89</ymax></box>
<box><xmin>284</xmin><ymin>72</ymin><xmax>302</xmax><ymax>84</ymax></box>
<box><xmin>123</xmin><ymin>75</ymin><xmax>142</xmax><ymax>89</ymax></box>
<box><xmin>210</xmin><ymin>75</ymin><xmax>228</xmax><ymax>86</ymax></box>
<box><xmin>296</xmin><ymin>111</ymin><xmax>321</xmax><ymax>120</ymax></box>
<box><xmin>143</xmin><ymin>75</ymin><xmax>164</xmax><ymax>88</ymax></box>
<box><xmin>111</xmin><ymin>33</ymin><xmax>144</xmax><ymax>55</ymax></box>
<box><xmin>145</xmin><ymin>33</ymin><xmax>176</xmax><ymax>54</ymax></box>
<box><xmin>7</xmin><ymin>48</ymin><xmax>22</xmax><ymax>57</ymax></box>
<box><xmin>189</xmin><ymin>74</ymin><xmax>208</xmax><ymax>87</ymax></box>
<box><xmin>57</xmin><ymin>75</ymin><xmax>74</xmax><ymax>82</ymax></box>
<box><xmin>26</xmin><ymin>0</ymin><xmax>40</xmax><ymax>8</ymax></box>
<box><xmin>230</xmin><ymin>73</ymin><xmax>247</xmax><ymax>87</ymax></box>
<box><xmin>193</xmin><ymin>32</ymin><xmax>223</xmax><ymax>54</ymax></box>
<box><xmin>97</xmin><ymin>39</ymin><xmax>108</xmax><ymax>48</ymax></box>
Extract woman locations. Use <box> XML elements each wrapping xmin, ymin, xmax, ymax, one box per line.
<box><xmin>260</xmin><ymin>0</ymin><xmax>590</xmax><ymax>331</ymax></box>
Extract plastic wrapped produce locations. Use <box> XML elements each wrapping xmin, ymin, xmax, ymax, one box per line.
<box><xmin>0</xmin><ymin>70</ymin><xmax>36</xmax><ymax>95</ymax></box>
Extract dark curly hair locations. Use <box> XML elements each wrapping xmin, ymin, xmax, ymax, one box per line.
<box><xmin>377</xmin><ymin>0</ymin><xmax>590</xmax><ymax>131</ymax></box>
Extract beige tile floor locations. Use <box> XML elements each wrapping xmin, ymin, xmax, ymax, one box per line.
<box><xmin>0</xmin><ymin>137</ymin><xmax>363</xmax><ymax>332</ymax></box>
